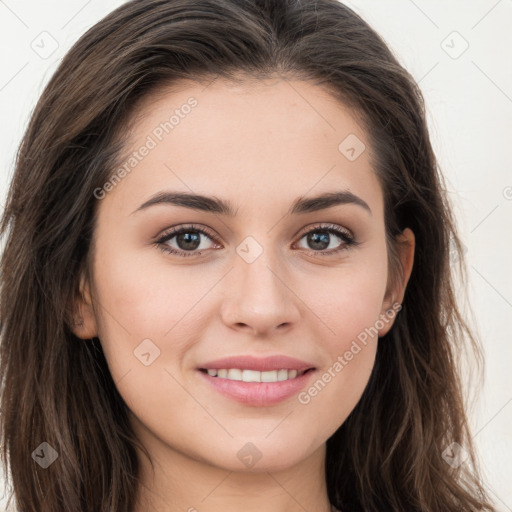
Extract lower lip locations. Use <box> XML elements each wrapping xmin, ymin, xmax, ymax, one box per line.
<box><xmin>198</xmin><ymin>369</ymin><xmax>316</xmax><ymax>406</ymax></box>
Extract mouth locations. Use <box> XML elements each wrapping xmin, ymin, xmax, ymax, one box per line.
<box><xmin>197</xmin><ymin>367</ymin><xmax>317</xmax><ymax>406</ymax></box>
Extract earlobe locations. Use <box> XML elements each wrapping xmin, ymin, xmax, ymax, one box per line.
<box><xmin>378</xmin><ymin>227</ymin><xmax>415</xmax><ymax>337</ymax></box>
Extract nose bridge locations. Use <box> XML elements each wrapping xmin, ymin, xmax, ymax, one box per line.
<box><xmin>220</xmin><ymin>234</ymin><xmax>300</xmax><ymax>333</ymax></box>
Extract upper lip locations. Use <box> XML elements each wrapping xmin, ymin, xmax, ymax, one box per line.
<box><xmin>199</xmin><ymin>355</ymin><xmax>316</xmax><ymax>372</ymax></box>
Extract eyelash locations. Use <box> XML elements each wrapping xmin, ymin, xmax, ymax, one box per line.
<box><xmin>155</xmin><ymin>223</ymin><xmax>359</xmax><ymax>258</ymax></box>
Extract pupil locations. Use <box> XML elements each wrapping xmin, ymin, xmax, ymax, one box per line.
<box><xmin>308</xmin><ymin>231</ymin><xmax>329</xmax><ymax>250</ymax></box>
<box><xmin>177</xmin><ymin>232</ymin><xmax>200</xmax><ymax>250</ymax></box>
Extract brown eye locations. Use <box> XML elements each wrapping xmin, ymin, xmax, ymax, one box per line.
<box><xmin>156</xmin><ymin>224</ymin><xmax>220</xmax><ymax>257</ymax></box>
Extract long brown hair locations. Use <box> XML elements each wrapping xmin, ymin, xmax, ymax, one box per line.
<box><xmin>0</xmin><ymin>1</ymin><xmax>496</xmax><ymax>510</ymax></box>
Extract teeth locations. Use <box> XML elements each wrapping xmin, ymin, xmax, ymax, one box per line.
<box><xmin>261</xmin><ymin>370</ymin><xmax>277</xmax><ymax>382</ymax></box>
<box><xmin>204</xmin><ymin>368</ymin><xmax>302</xmax><ymax>382</ymax></box>
<box><xmin>242</xmin><ymin>369</ymin><xmax>260</xmax><ymax>382</ymax></box>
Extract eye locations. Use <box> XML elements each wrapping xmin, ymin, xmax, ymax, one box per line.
<box><xmin>155</xmin><ymin>222</ymin><xmax>358</xmax><ymax>258</ymax></box>
<box><xmin>155</xmin><ymin>224</ymin><xmax>220</xmax><ymax>257</ymax></box>
<box><xmin>294</xmin><ymin>223</ymin><xmax>358</xmax><ymax>256</ymax></box>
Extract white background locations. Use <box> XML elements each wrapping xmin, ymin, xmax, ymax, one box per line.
<box><xmin>0</xmin><ymin>1</ymin><xmax>511</xmax><ymax>510</ymax></box>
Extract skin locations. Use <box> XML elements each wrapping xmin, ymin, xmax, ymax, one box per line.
<box><xmin>72</xmin><ymin>76</ymin><xmax>415</xmax><ymax>512</ymax></box>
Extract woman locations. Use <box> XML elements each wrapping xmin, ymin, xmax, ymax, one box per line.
<box><xmin>0</xmin><ymin>0</ymin><xmax>497</xmax><ymax>510</ymax></box>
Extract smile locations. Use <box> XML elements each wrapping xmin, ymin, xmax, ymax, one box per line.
<box><xmin>198</xmin><ymin>368</ymin><xmax>316</xmax><ymax>406</ymax></box>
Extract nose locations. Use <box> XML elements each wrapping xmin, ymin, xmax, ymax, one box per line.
<box><xmin>220</xmin><ymin>250</ymin><xmax>301</xmax><ymax>336</ymax></box>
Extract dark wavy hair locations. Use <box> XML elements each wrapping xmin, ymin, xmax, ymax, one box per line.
<box><xmin>0</xmin><ymin>0</ymin><xmax>496</xmax><ymax>510</ymax></box>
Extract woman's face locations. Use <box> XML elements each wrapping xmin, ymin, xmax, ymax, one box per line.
<box><xmin>76</xmin><ymin>77</ymin><xmax>413</xmax><ymax>474</ymax></box>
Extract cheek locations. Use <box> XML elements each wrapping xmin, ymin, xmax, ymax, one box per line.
<box><xmin>92</xmin><ymin>241</ymin><xmax>213</xmax><ymax>335</ymax></box>
<box><xmin>90</xmin><ymin>241</ymin><xmax>224</xmax><ymax>394</ymax></box>
<box><xmin>292</xmin><ymin>250</ymin><xmax>387</xmax><ymax>423</ymax></box>
<box><xmin>295</xmin><ymin>288</ymin><xmax>382</xmax><ymax>437</ymax></box>
<box><xmin>300</xmin><ymin>244</ymin><xmax>389</xmax><ymax>346</ymax></box>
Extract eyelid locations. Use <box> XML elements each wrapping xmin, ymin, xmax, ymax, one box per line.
<box><xmin>156</xmin><ymin>222</ymin><xmax>353</xmax><ymax>242</ymax></box>
<box><xmin>294</xmin><ymin>222</ymin><xmax>353</xmax><ymax>240</ymax></box>
<box><xmin>155</xmin><ymin>223</ymin><xmax>219</xmax><ymax>243</ymax></box>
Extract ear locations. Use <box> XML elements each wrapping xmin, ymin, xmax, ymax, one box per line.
<box><xmin>378</xmin><ymin>227</ymin><xmax>415</xmax><ymax>337</ymax></box>
<box><xmin>68</xmin><ymin>270</ymin><xmax>98</xmax><ymax>340</ymax></box>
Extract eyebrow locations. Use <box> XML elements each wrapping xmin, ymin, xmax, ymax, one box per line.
<box><xmin>131</xmin><ymin>190</ymin><xmax>372</xmax><ymax>216</ymax></box>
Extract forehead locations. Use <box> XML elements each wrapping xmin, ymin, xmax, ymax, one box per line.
<box><xmin>101</xmin><ymin>76</ymin><xmax>383</xmax><ymax>218</ymax></box>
